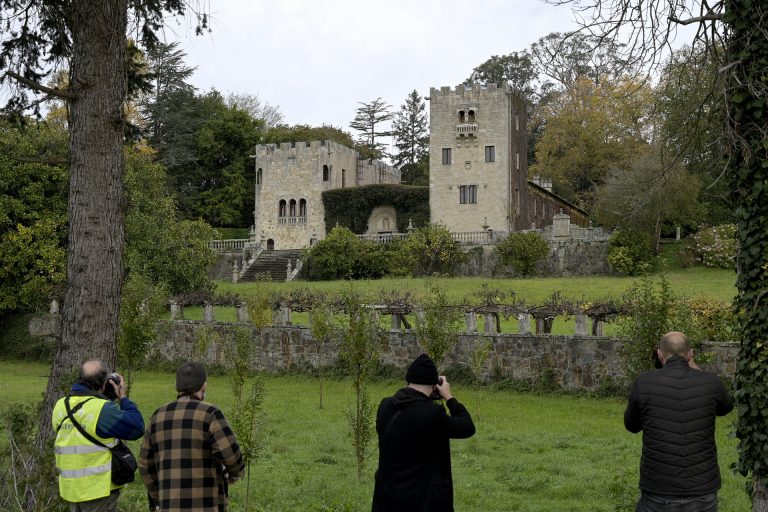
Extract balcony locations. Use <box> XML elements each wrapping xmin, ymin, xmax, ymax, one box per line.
<box><xmin>456</xmin><ymin>123</ymin><xmax>478</xmax><ymax>135</ymax></box>
<box><xmin>278</xmin><ymin>216</ymin><xmax>307</xmax><ymax>225</ymax></box>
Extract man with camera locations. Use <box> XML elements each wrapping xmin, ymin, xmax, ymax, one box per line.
<box><xmin>52</xmin><ymin>359</ymin><xmax>145</xmax><ymax>512</ymax></box>
<box><xmin>372</xmin><ymin>353</ymin><xmax>476</xmax><ymax>512</ymax></box>
<box><xmin>139</xmin><ymin>361</ymin><xmax>244</xmax><ymax>512</ymax></box>
<box><xmin>624</xmin><ymin>331</ymin><xmax>734</xmax><ymax>512</ymax></box>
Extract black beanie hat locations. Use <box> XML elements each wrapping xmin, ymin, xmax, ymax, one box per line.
<box><xmin>176</xmin><ymin>361</ymin><xmax>207</xmax><ymax>394</ymax></box>
<box><xmin>406</xmin><ymin>354</ymin><xmax>439</xmax><ymax>385</ymax></box>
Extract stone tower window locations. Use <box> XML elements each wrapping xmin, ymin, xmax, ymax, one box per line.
<box><xmin>278</xmin><ymin>200</ymin><xmax>286</xmax><ymax>218</ymax></box>
<box><xmin>442</xmin><ymin>148</ymin><xmax>452</xmax><ymax>165</ymax></box>
<box><xmin>289</xmin><ymin>199</ymin><xmax>297</xmax><ymax>217</ymax></box>
<box><xmin>256</xmin><ymin>168</ymin><xmax>262</xmax><ymax>185</ymax></box>
<box><xmin>299</xmin><ymin>199</ymin><xmax>307</xmax><ymax>217</ymax></box>
<box><xmin>515</xmin><ymin>113</ymin><xmax>520</xmax><ymax>131</ymax></box>
<box><xmin>458</xmin><ymin>110</ymin><xmax>465</xmax><ymax>123</ymax></box>
<box><xmin>485</xmin><ymin>146</ymin><xmax>495</xmax><ymax>163</ymax></box>
<box><xmin>342</xmin><ymin>169</ymin><xmax>346</xmax><ymax>188</ymax></box>
<box><xmin>323</xmin><ymin>165</ymin><xmax>329</xmax><ymax>182</ymax></box>
<box><xmin>468</xmin><ymin>110</ymin><xmax>476</xmax><ymax>123</ymax></box>
<box><xmin>515</xmin><ymin>151</ymin><xmax>520</xmax><ymax>170</ymax></box>
<box><xmin>459</xmin><ymin>185</ymin><xmax>477</xmax><ymax>204</ymax></box>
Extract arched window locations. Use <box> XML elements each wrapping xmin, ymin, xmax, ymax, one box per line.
<box><xmin>458</xmin><ymin>110</ymin><xmax>465</xmax><ymax>123</ymax></box>
<box><xmin>322</xmin><ymin>165</ymin><xmax>329</xmax><ymax>182</ymax></box>
<box><xmin>267</xmin><ymin>239</ymin><xmax>275</xmax><ymax>251</ymax></box>
<box><xmin>256</xmin><ymin>168</ymin><xmax>262</xmax><ymax>185</ymax></box>
<box><xmin>278</xmin><ymin>200</ymin><xmax>286</xmax><ymax>218</ymax></box>
<box><xmin>468</xmin><ymin>110</ymin><xmax>476</xmax><ymax>123</ymax></box>
<box><xmin>299</xmin><ymin>199</ymin><xmax>307</xmax><ymax>217</ymax></box>
<box><xmin>289</xmin><ymin>199</ymin><xmax>297</xmax><ymax>217</ymax></box>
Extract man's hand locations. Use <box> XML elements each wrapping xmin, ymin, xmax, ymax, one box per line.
<box><xmin>435</xmin><ymin>375</ymin><xmax>453</xmax><ymax>401</ymax></box>
<box><xmin>110</xmin><ymin>373</ymin><xmax>128</xmax><ymax>400</ymax></box>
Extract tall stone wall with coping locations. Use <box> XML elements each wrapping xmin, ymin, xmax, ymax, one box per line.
<box><xmin>155</xmin><ymin>321</ymin><xmax>737</xmax><ymax>390</ymax></box>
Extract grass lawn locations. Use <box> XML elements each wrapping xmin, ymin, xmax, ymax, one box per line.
<box><xmin>0</xmin><ymin>361</ymin><xmax>748</xmax><ymax>512</ymax></box>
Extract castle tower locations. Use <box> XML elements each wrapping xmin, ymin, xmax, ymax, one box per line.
<box><xmin>428</xmin><ymin>83</ymin><xmax>529</xmax><ymax>232</ymax></box>
<box><xmin>252</xmin><ymin>140</ymin><xmax>400</xmax><ymax>250</ymax></box>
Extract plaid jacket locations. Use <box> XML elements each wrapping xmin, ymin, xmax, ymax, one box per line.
<box><xmin>139</xmin><ymin>398</ymin><xmax>244</xmax><ymax>512</ymax></box>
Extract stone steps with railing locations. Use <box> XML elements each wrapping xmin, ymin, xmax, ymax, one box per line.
<box><xmin>239</xmin><ymin>250</ymin><xmax>302</xmax><ymax>282</ymax></box>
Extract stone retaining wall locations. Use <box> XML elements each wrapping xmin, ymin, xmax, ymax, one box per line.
<box><xmin>156</xmin><ymin>322</ymin><xmax>738</xmax><ymax>390</ymax></box>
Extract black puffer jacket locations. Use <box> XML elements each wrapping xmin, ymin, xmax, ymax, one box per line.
<box><xmin>624</xmin><ymin>355</ymin><xmax>734</xmax><ymax>496</ymax></box>
<box><xmin>372</xmin><ymin>387</ymin><xmax>475</xmax><ymax>512</ymax></box>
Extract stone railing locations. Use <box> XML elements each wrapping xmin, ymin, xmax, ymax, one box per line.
<box><xmin>209</xmin><ymin>239</ymin><xmax>250</xmax><ymax>251</ymax></box>
<box><xmin>451</xmin><ymin>231</ymin><xmax>506</xmax><ymax>245</ymax></box>
<box><xmin>357</xmin><ymin>233</ymin><xmax>409</xmax><ymax>244</ymax></box>
<box><xmin>278</xmin><ymin>216</ymin><xmax>307</xmax><ymax>225</ymax></box>
<box><xmin>456</xmin><ymin>123</ymin><xmax>478</xmax><ymax>135</ymax></box>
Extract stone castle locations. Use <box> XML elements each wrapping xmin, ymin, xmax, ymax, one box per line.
<box><xmin>251</xmin><ymin>140</ymin><xmax>399</xmax><ymax>250</ymax></box>
<box><xmin>250</xmin><ymin>84</ymin><xmax>585</xmax><ymax>251</ymax></box>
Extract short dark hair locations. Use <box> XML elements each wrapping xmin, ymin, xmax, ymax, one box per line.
<box><xmin>78</xmin><ymin>360</ymin><xmax>108</xmax><ymax>391</ymax></box>
<box><xmin>176</xmin><ymin>361</ymin><xmax>207</xmax><ymax>394</ymax></box>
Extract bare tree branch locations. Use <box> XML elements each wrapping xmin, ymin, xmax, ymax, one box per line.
<box><xmin>669</xmin><ymin>14</ymin><xmax>723</xmax><ymax>25</ymax></box>
<box><xmin>4</xmin><ymin>71</ymin><xmax>77</xmax><ymax>100</ymax></box>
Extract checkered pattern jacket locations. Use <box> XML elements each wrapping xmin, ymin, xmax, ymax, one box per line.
<box><xmin>139</xmin><ymin>398</ymin><xmax>244</xmax><ymax>512</ymax></box>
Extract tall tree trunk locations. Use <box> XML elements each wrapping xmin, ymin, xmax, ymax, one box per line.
<box><xmin>35</xmin><ymin>0</ymin><xmax>128</xmax><ymax>449</ymax></box>
<box><xmin>725</xmin><ymin>1</ymin><xmax>768</xmax><ymax>511</ymax></box>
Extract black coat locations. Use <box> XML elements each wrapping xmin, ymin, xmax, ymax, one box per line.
<box><xmin>624</xmin><ymin>355</ymin><xmax>734</xmax><ymax>496</ymax></box>
<box><xmin>372</xmin><ymin>387</ymin><xmax>475</xmax><ymax>512</ymax></box>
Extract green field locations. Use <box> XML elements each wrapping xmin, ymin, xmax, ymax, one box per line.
<box><xmin>0</xmin><ymin>361</ymin><xmax>748</xmax><ymax>512</ymax></box>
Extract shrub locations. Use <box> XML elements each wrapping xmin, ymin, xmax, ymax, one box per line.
<box><xmin>301</xmin><ymin>227</ymin><xmax>388</xmax><ymax>280</ymax></box>
<box><xmin>689</xmin><ymin>224</ymin><xmax>736</xmax><ymax>269</ymax></box>
<box><xmin>495</xmin><ymin>231</ymin><xmax>550</xmax><ymax>276</ymax></box>
<box><xmin>392</xmin><ymin>224</ymin><xmax>464</xmax><ymax>276</ymax></box>
<box><xmin>607</xmin><ymin>229</ymin><xmax>655</xmax><ymax>275</ymax></box>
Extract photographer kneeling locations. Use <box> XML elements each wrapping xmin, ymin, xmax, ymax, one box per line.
<box><xmin>372</xmin><ymin>354</ymin><xmax>476</xmax><ymax>512</ymax></box>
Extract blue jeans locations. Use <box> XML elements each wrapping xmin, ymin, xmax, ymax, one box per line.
<box><xmin>636</xmin><ymin>492</ymin><xmax>718</xmax><ymax>512</ymax></box>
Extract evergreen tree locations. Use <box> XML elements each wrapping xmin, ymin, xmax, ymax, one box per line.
<box><xmin>391</xmin><ymin>90</ymin><xmax>429</xmax><ymax>185</ymax></box>
<box><xmin>349</xmin><ymin>97</ymin><xmax>393</xmax><ymax>160</ymax></box>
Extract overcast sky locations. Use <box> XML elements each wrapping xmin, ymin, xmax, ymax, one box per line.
<box><xmin>174</xmin><ymin>0</ymin><xmax>581</xmax><ymax>132</ymax></box>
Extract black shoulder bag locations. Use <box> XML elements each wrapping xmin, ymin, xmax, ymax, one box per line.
<box><xmin>64</xmin><ymin>396</ymin><xmax>138</xmax><ymax>486</ymax></box>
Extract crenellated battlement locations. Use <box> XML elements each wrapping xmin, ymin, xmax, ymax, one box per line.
<box><xmin>252</xmin><ymin>139</ymin><xmax>354</xmax><ymax>158</ymax></box>
<box><xmin>429</xmin><ymin>82</ymin><xmax>521</xmax><ymax>103</ymax></box>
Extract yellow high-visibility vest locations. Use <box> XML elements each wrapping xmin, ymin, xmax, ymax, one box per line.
<box><xmin>52</xmin><ymin>396</ymin><xmax>120</xmax><ymax>502</ymax></box>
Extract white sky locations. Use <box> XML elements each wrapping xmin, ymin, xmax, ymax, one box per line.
<box><xmin>174</xmin><ymin>0</ymin><xmax>581</xmax><ymax>131</ymax></box>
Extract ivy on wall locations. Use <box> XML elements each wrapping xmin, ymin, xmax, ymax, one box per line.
<box><xmin>321</xmin><ymin>184</ymin><xmax>429</xmax><ymax>234</ymax></box>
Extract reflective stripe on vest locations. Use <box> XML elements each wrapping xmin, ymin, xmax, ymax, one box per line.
<box><xmin>52</xmin><ymin>396</ymin><xmax>118</xmax><ymax>502</ymax></box>
<box><xmin>58</xmin><ymin>461</ymin><xmax>112</xmax><ymax>479</ymax></box>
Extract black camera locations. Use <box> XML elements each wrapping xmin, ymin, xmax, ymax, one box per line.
<box><xmin>103</xmin><ymin>373</ymin><xmax>121</xmax><ymax>401</ymax></box>
<box><xmin>429</xmin><ymin>378</ymin><xmax>444</xmax><ymax>400</ymax></box>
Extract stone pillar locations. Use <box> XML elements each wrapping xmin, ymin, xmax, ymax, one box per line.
<box><xmin>49</xmin><ymin>299</ymin><xmax>60</xmax><ymax>314</ymax></box>
<box><xmin>483</xmin><ymin>314</ymin><xmax>495</xmax><ymax>334</ymax></box>
<box><xmin>415</xmin><ymin>308</ymin><xmax>425</xmax><ymax>326</ymax></box>
<box><xmin>517</xmin><ymin>313</ymin><xmax>532</xmax><ymax>334</ymax></box>
<box><xmin>204</xmin><ymin>303</ymin><xmax>214</xmax><ymax>322</ymax></box>
<box><xmin>286</xmin><ymin>261</ymin><xmax>292</xmax><ymax>278</ymax></box>
<box><xmin>279</xmin><ymin>306</ymin><xmax>292</xmax><ymax>326</ymax></box>
<box><xmin>232</xmin><ymin>260</ymin><xmax>240</xmax><ymax>283</ymax></box>
<box><xmin>170</xmin><ymin>301</ymin><xmax>182</xmax><ymax>320</ymax></box>
<box><xmin>676</xmin><ymin>226</ymin><xmax>681</xmax><ymax>241</ymax></box>
<box><xmin>391</xmin><ymin>314</ymin><xmax>402</xmax><ymax>331</ymax></box>
<box><xmin>591</xmin><ymin>317</ymin><xmax>604</xmax><ymax>336</ymax></box>
<box><xmin>465</xmin><ymin>312</ymin><xmax>478</xmax><ymax>334</ymax></box>
<box><xmin>236</xmin><ymin>304</ymin><xmax>250</xmax><ymax>323</ymax></box>
<box><xmin>575</xmin><ymin>314</ymin><xmax>588</xmax><ymax>336</ymax></box>
<box><xmin>535</xmin><ymin>316</ymin><xmax>554</xmax><ymax>334</ymax></box>
<box><xmin>552</xmin><ymin>212</ymin><xmax>571</xmax><ymax>239</ymax></box>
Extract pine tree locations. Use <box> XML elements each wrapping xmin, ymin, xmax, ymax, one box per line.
<box><xmin>349</xmin><ymin>97</ymin><xmax>393</xmax><ymax>160</ymax></box>
<box><xmin>391</xmin><ymin>90</ymin><xmax>429</xmax><ymax>185</ymax></box>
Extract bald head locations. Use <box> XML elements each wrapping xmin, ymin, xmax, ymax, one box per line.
<box><xmin>79</xmin><ymin>359</ymin><xmax>108</xmax><ymax>391</ymax></box>
<box><xmin>659</xmin><ymin>331</ymin><xmax>691</xmax><ymax>359</ymax></box>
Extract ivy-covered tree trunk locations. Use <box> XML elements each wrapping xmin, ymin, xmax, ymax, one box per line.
<box><xmin>727</xmin><ymin>1</ymin><xmax>768</xmax><ymax>510</ymax></box>
<box><xmin>36</xmin><ymin>0</ymin><xmax>128</xmax><ymax>448</ymax></box>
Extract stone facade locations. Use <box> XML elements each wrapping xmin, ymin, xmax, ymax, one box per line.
<box><xmin>252</xmin><ymin>140</ymin><xmax>399</xmax><ymax>250</ymax></box>
<box><xmin>429</xmin><ymin>83</ymin><xmax>530</xmax><ymax>232</ymax></box>
<box><xmin>155</xmin><ymin>322</ymin><xmax>737</xmax><ymax>391</ymax></box>
<box><xmin>536</xmin><ymin>213</ymin><xmax>613</xmax><ymax>275</ymax></box>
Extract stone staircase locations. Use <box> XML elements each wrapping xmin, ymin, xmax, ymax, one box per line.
<box><xmin>240</xmin><ymin>249</ymin><xmax>303</xmax><ymax>282</ymax></box>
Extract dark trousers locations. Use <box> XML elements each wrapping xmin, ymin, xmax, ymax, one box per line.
<box><xmin>636</xmin><ymin>492</ymin><xmax>718</xmax><ymax>512</ymax></box>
